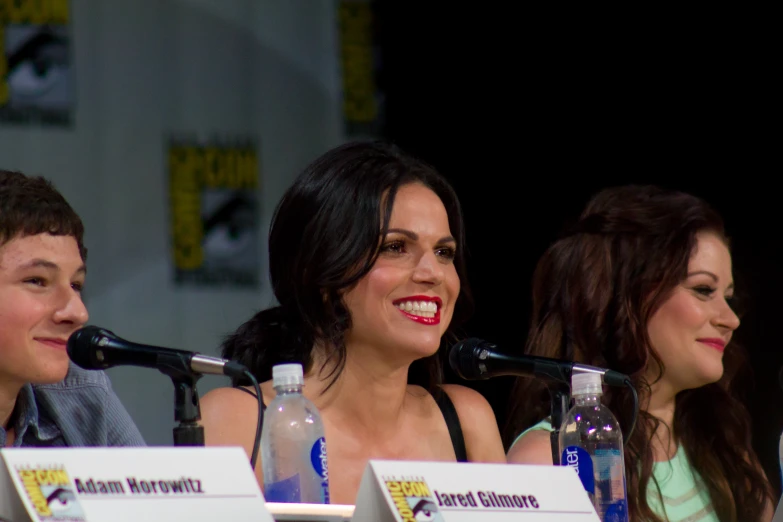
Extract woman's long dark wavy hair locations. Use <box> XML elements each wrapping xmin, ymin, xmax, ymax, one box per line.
<box><xmin>223</xmin><ymin>140</ymin><xmax>473</xmax><ymax>391</ymax></box>
<box><xmin>505</xmin><ymin>185</ymin><xmax>772</xmax><ymax>522</ymax></box>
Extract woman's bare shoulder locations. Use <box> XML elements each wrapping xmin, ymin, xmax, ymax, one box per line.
<box><xmin>506</xmin><ymin>430</ymin><xmax>554</xmax><ymax>465</ymax></box>
<box><xmin>200</xmin><ymin>387</ymin><xmax>262</xmax><ymax>443</ymax></box>
<box><xmin>440</xmin><ymin>384</ymin><xmax>506</xmax><ymax>463</ymax></box>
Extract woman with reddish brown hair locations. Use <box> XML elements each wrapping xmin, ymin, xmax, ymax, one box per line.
<box><xmin>505</xmin><ymin>185</ymin><xmax>774</xmax><ymax>521</ymax></box>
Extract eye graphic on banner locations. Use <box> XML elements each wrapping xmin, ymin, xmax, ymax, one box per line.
<box><xmin>15</xmin><ymin>465</ymin><xmax>86</xmax><ymax>521</ymax></box>
<box><xmin>168</xmin><ymin>137</ymin><xmax>261</xmax><ymax>288</ymax></box>
<box><xmin>0</xmin><ymin>0</ymin><xmax>73</xmax><ymax>126</ymax></box>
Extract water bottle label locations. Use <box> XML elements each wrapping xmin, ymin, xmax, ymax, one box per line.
<box><xmin>603</xmin><ymin>500</ymin><xmax>628</xmax><ymax>522</ymax></box>
<box><xmin>265</xmin><ymin>473</ymin><xmax>301</xmax><ymax>503</ymax></box>
<box><xmin>594</xmin><ymin>449</ymin><xmax>628</xmax><ymax>522</ymax></box>
<box><xmin>309</xmin><ymin>436</ymin><xmax>330</xmax><ymax>504</ymax></box>
<box><xmin>561</xmin><ymin>446</ymin><xmax>595</xmax><ymax>494</ymax></box>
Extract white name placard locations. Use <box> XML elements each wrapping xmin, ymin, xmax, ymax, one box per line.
<box><xmin>266</xmin><ymin>502</ymin><xmax>355</xmax><ymax>521</ymax></box>
<box><xmin>352</xmin><ymin>460</ymin><xmax>600</xmax><ymax>521</ymax></box>
<box><xmin>0</xmin><ymin>446</ymin><xmax>272</xmax><ymax>522</ymax></box>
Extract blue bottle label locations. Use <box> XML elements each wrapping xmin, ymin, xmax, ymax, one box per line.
<box><xmin>603</xmin><ymin>500</ymin><xmax>628</xmax><ymax>522</ymax></box>
<box><xmin>265</xmin><ymin>474</ymin><xmax>301</xmax><ymax>503</ymax></box>
<box><xmin>561</xmin><ymin>445</ymin><xmax>595</xmax><ymax>494</ymax></box>
<box><xmin>593</xmin><ymin>449</ymin><xmax>628</xmax><ymax>522</ymax></box>
<box><xmin>309</xmin><ymin>436</ymin><xmax>330</xmax><ymax>504</ymax></box>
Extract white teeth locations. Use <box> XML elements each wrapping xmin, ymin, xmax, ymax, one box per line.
<box><xmin>396</xmin><ymin>300</ymin><xmax>439</xmax><ymax>318</ymax></box>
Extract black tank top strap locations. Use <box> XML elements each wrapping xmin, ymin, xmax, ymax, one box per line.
<box><xmin>434</xmin><ymin>389</ymin><xmax>468</xmax><ymax>462</ymax></box>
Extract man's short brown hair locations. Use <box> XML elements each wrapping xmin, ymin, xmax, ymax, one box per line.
<box><xmin>0</xmin><ymin>169</ymin><xmax>87</xmax><ymax>260</ymax></box>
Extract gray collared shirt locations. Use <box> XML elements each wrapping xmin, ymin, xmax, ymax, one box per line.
<box><xmin>0</xmin><ymin>363</ymin><xmax>145</xmax><ymax>448</ymax></box>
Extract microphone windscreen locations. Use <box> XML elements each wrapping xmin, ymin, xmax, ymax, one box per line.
<box><xmin>449</xmin><ymin>338</ymin><xmax>485</xmax><ymax>379</ymax></box>
<box><xmin>66</xmin><ymin>326</ymin><xmax>116</xmax><ymax>370</ymax></box>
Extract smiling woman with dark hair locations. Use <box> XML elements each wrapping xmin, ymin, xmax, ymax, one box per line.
<box><xmin>199</xmin><ymin>141</ymin><xmax>506</xmax><ymax>504</ymax></box>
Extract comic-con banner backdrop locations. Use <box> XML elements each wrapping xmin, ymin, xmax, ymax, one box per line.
<box><xmin>168</xmin><ymin>138</ymin><xmax>260</xmax><ymax>288</ymax></box>
<box><xmin>0</xmin><ymin>0</ymin><xmax>73</xmax><ymax>126</ymax></box>
<box><xmin>338</xmin><ymin>0</ymin><xmax>383</xmax><ymax>137</ymax></box>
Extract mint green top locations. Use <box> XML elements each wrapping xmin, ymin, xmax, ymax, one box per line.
<box><xmin>513</xmin><ymin>420</ymin><xmax>717</xmax><ymax>522</ymax></box>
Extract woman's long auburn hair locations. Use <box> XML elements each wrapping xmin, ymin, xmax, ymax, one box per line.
<box><xmin>505</xmin><ymin>185</ymin><xmax>772</xmax><ymax>522</ymax></box>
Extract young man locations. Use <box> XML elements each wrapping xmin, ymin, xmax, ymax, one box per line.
<box><xmin>0</xmin><ymin>169</ymin><xmax>144</xmax><ymax>448</ymax></box>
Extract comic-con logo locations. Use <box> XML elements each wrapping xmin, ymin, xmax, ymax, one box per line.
<box><xmin>15</xmin><ymin>466</ymin><xmax>86</xmax><ymax>521</ymax></box>
<box><xmin>384</xmin><ymin>478</ymin><xmax>444</xmax><ymax>522</ymax></box>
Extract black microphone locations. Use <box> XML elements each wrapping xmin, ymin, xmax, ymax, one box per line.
<box><xmin>449</xmin><ymin>337</ymin><xmax>629</xmax><ymax>387</ymax></box>
<box><xmin>67</xmin><ymin>325</ymin><xmax>247</xmax><ymax>379</ymax></box>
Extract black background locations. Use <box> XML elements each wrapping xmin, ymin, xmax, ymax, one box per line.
<box><xmin>375</xmin><ymin>3</ymin><xmax>781</xmax><ymax>494</ymax></box>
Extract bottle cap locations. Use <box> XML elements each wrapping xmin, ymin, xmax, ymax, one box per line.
<box><xmin>571</xmin><ymin>371</ymin><xmax>603</xmax><ymax>396</ymax></box>
<box><xmin>272</xmin><ymin>363</ymin><xmax>304</xmax><ymax>387</ymax></box>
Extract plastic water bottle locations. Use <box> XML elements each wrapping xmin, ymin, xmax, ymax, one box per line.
<box><xmin>559</xmin><ymin>371</ymin><xmax>628</xmax><ymax>522</ymax></box>
<box><xmin>261</xmin><ymin>363</ymin><xmax>330</xmax><ymax>504</ymax></box>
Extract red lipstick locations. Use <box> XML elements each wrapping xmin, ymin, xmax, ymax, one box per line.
<box><xmin>697</xmin><ymin>338</ymin><xmax>726</xmax><ymax>352</ymax></box>
<box><xmin>393</xmin><ymin>295</ymin><xmax>442</xmax><ymax>326</ymax></box>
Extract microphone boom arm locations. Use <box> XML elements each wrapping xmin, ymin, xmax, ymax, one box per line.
<box><xmin>472</xmin><ymin>348</ymin><xmax>569</xmax><ymax>382</ymax></box>
<box><xmin>449</xmin><ymin>338</ymin><xmax>640</xmax><ymax>461</ymax></box>
<box><xmin>67</xmin><ymin>326</ymin><xmax>265</xmax><ymax>460</ymax></box>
